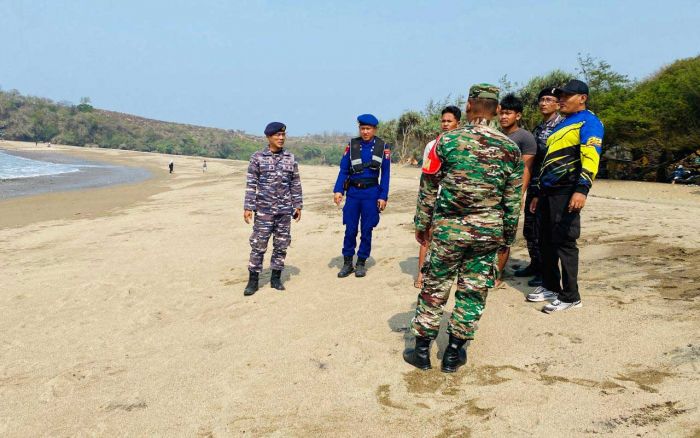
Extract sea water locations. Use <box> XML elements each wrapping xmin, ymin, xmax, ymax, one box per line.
<box><xmin>0</xmin><ymin>150</ymin><xmax>81</xmax><ymax>180</ymax></box>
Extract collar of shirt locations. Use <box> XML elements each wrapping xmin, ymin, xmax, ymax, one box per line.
<box><xmin>262</xmin><ymin>148</ymin><xmax>288</xmax><ymax>156</ymax></box>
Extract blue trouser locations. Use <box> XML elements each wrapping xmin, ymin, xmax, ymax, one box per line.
<box><xmin>342</xmin><ymin>191</ymin><xmax>380</xmax><ymax>260</ymax></box>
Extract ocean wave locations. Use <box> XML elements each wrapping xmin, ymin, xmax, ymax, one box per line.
<box><xmin>0</xmin><ymin>151</ymin><xmax>81</xmax><ymax>180</ymax></box>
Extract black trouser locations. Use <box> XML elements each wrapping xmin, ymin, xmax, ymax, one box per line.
<box><xmin>523</xmin><ymin>191</ymin><xmax>541</xmax><ymax>272</ymax></box>
<box><xmin>538</xmin><ymin>192</ymin><xmax>581</xmax><ymax>303</ymax></box>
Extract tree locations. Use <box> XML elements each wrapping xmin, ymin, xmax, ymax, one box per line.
<box><xmin>77</xmin><ymin>96</ymin><xmax>93</xmax><ymax>112</ymax></box>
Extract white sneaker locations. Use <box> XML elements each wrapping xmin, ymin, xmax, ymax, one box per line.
<box><xmin>542</xmin><ymin>299</ymin><xmax>582</xmax><ymax>314</ymax></box>
<box><xmin>526</xmin><ymin>286</ymin><xmax>558</xmax><ymax>302</ymax></box>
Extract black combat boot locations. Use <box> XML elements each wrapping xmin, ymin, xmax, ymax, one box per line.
<box><xmin>243</xmin><ymin>270</ymin><xmax>259</xmax><ymax>296</ymax></box>
<box><xmin>354</xmin><ymin>258</ymin><xmax>367</xmax><ymax>277</ymax></box>
<box><xmin>403</xmin><ymin>336</ymin><xmax>432</xmax><ymax>370</ymax></box>
<box><xmin>337</xmin><ymin>256</ymin><xmax>354</xmax><ymax>278</ymax></box>
<box><xmin>270</xmin><ymin>269</ymin><xmax>285</xmax><ymax>291</ymax></box>
<box><xmin>441</xmin><ymin>335</ymin><xmax>467</xmax><ymax>373</ymax></box>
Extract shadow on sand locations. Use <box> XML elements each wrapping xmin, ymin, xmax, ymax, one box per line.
<box><xmin>327</xmin><ymin>255</ymin><xmax>376</xmax><ymax>270</ymax></box>
<box><xmin>399</xmin><ymin>256</ymin><xmax>419</xmax><ymax>278</ymax></box>
<box><xmin>257</xmin><ymin>265</ymin><xmax>301</xmax><ymax>287</ymax></box>
<box><xmin>388</xmin><ymin>304</ymin><xmax>456</xmax><ymax>360</ymax></box>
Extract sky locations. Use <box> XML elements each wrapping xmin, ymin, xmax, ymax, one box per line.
<box><xmin>2</xmin><ymin>0</ymin><xmax>699</xmax><ymax>135</ymax></box>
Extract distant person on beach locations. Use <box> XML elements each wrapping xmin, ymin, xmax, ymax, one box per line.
<box><xmin>518</xmin><ymin>87</ymin><xmax>563</xmax><ymax>287</ymax></box>
<box><xmin>333</xmin><ymin>114</ymin><xmax>391</xmax><ymax>278</ymax></box>
<box><xmin>243</xmin><ymin>122</ymin><xmax>303</xmax><ymax>296</ymax></box>
<box><xmin>404</xmin><ymin>84</ymin><xmax>522</xmax><ymax>373</ymax></box>
<box><xmin>168</xmin><ymin>160</ymin><xmax>174</xmax><ymax>173</ymax></box>
<box><xmin>526</xmin><ymin>79</ymin><xmax>603</xmax><ymax>313</ymax></box>
<box><xmin>415</xmin><ymin>105</ymin><xmax>461</xmax><ymax>289</ymax></box>
<box><xmin>203</xmin><ymin>160</ymin><xmax>207</xmax><ymax>173</ymax></box>
<box><xmin>497</xmin><ymin>93</ymin><xmax>537</xmax><ymax>287</ymax></box>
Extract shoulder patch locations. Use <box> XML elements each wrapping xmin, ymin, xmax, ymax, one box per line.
<box><xmin>343</xmin><ymin>145</ymin><xmax>350</xmax><ymax>155</ymax></box>
<box><xmin>384</xmin><ymin>148</ymin><xmax>391</xmax><ymax>159</ymax></box>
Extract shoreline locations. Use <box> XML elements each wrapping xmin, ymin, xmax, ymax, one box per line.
<box><xmin>0</xmin><ymin>141</ymin><xmax>173</xmax><ymax>228</ymax></box>
<box><xmin>0</xmin><ymin>148</ymin><xmax>152</xmax><ymax>200</ymax></box>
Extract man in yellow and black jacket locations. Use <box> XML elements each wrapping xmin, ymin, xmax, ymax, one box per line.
<box><xmin>526</xmin><ymin>79</ymin><xmax>604</xmax><ymax>314</ymax></box>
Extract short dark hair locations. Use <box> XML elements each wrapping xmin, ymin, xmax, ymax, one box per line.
<box><xmin>499</xmin><ymin>93</ymin><xmax>523</xmax><ymax>113</ymax></box>
<box><xmin>468</xmin><ymin>97</ymin><xmax>499</xmax><ymax>116</ymax></box>
<box><xmin>441</xmin><ymin>105</ymin><xmax>462</xmax><ymax>121</ymax></box>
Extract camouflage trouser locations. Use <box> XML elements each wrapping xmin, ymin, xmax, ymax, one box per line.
<box><xmin>523</xmin><ymin>191</ymin><xmax>541</xmax><ymax>271</ymax></box>
<box><xmin>411</xmin><ymin>240</ymin><xmax>499</xmax><ymax>340</ymax></box>
<box><xmin>248</xmin><ymin>213</ymin><xmax>291</xmax><ymax>272</ymax></box>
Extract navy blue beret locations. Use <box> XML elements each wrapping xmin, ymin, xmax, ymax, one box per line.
<box><xmin>264</xmin><ymin>122</ymin><xmax>286</xmax><ymax>136</ymax></box>
<box><xmin>357</xmin><ymin>114</ymin><xmax>379</xmax><ymax>127</ymax></box>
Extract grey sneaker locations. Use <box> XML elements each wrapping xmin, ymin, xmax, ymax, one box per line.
<box><xmin>526</xmin><ymin>286</ymin><xmax>558</xmax><ymax>302</ymax></box>
<box><xmin>542</xmin><ymin>299</ymin><xmax>582</xmax><ymax>314</ymax></box>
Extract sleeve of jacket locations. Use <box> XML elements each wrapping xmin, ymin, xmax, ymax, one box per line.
<box><xmin>291</xmin><ymin>158</ymin><xmax>303</xmax><ymax>209</ymax></box>
<box><xmin>378</xmin><ymin>146</ymin><xmax>391</xmax><ymax>201</ymax></box>
<box><xmin>414</xmin><ymin>140</ymin><xmax>443</xmax><ymax>232</ymax></box>
<box><xmin>333</xmin><ymin>144</ymin><xmax>351</xmax><ymax>194</ymax></box>
<box><xmin>501</xmin><ymin>149</ymin><xmax>523</xmax><ymax>246</ymax></box>
<box><xmin>244</xmin><ymin>154</ymin><xmax>260</xmax><ymax>211</ymax></box>
<box><xmin>576</xmin><ymin>116</ymin><xmax>604</xmax><ymax>195</ymax></box>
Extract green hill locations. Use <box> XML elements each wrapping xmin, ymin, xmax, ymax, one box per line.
<box><xmin>2</xmin><ymin>55</ymin><xmax>699</xmax><ymax>179</ymax></box>
<box><xmin>0</xmin><ymin>90</ymin><xmax>347</xmax><ymax>165</ymax></box>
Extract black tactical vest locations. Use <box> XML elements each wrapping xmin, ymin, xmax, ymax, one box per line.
<box><xmin>349</xmin><ymin>137</ymin><xmax>385</xmax><ymax>174</ymax></box>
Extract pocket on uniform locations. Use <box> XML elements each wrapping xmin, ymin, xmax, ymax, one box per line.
<box><xmin>373</xmin><ymin>206</ymin><xmax>381</xmax><ymax>227</ymax></box>
<box><xmin>553</xmin><ymin>211</ymin><xmax>581</xmax><ymax>242</ymax></box>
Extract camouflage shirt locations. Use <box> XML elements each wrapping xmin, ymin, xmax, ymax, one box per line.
<box><xmin>415</xmin><ymin>121</ymin><xmax>523</xmax><ymax>246</ymax></box>
<box><xmin>244</xmin><ymin>148</ymin><xmax>303</xmax><ymax>215</ymax></box>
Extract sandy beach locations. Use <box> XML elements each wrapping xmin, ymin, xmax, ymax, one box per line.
<box><xmin>0</xmin><ymin>141</ymin><xmax>698</xmax><ymax>437</ymax></box>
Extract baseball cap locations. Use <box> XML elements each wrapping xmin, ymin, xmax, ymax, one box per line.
<box><xmin>555</xmin><ymin>79</ymin><xmax>589</xmax><ymax>96</ymax></box>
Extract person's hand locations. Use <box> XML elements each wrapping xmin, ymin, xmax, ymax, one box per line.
<box><xmin>568</xmin><ymin>193</ymin><xmax>587</xmax><ymax>212</ymax></box>
<box><xmin>529</xmin><ymin>197</ymin><xmax>539</xmax><ymax>214</ymax></box>
<box><xmin>377</xmin><ymin>199</ymin><xmax>387</xmax><ymax>211</ymax></box>
<box><xmin>415</xmin><ymin>229</ymin><xmax>429</xmax><ymax>246</ymax></box>
<box><xmin>293</xmin><ymin>208</ymin><xmax>302</xmax><ymax>222</ymax></box>
<box><xmin>494</xmin><ymin>246</ymin><xmax>510</xmax><ymax>288</ymax></box>
<box><xmin>333</xmin><ymin>192</ymin><xmax>343</xmax><ymax>206</ymax></box>
<box><xmin>243</xmin><ymin>209</ymin><xmax>253</xmax><ymax>224</ymax></box>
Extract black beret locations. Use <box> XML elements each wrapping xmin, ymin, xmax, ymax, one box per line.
<box><xmin>264</xmin><ymin>122</ymin><xmax>286</xmax><ymax>136</ymax></box>
<box><xmin>538</xmin><ymin>87</ymin><xmax>558</xmax><ymax>100</ymax></box>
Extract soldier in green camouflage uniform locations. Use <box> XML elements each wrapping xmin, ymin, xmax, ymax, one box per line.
<box><xmin>404</xmin><ymin>84</ymin><xmax>523</xmax><ymax>373</ymax></box>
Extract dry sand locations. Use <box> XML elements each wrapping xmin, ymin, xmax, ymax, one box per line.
<box><xmin>1</xmin><ymin>141</ymin><xmax>698</xmax><ymax>437</ymax></box>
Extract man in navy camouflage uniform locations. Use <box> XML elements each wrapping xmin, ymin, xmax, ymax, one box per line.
<box><xmin>243</xmin><ymin>122</ymin><xmax>303</xmax><ymax>296</ymax></box>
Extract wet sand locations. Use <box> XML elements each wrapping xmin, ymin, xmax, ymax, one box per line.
<box><xmin>0</xmin><ymin>148</ymin><xmax>151</xmax><ymax>200</ymax></box>
<box><xmin>0</xmin><ymin>141</ymin><xmax>698</xmax><ymax>436</ymax></box>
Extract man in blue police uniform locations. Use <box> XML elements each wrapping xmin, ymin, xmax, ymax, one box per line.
<box><xmin>333</xmin><ymin>114</ymin><xmax>391</xmax><ymax>278</ymax></box>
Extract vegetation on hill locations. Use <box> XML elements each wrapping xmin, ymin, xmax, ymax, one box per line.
<box><xmin>1</xmin><ymin>54</ymin><xmax>698</xmax><ymax>179</ymax></box>
<box><xmin>0</xmin><ymin>91</ymin><xmax>347</xmax><ymax>164</ymax></box>
<box><xmin>376</xmin><ymin>54</ymin><xmax>700</xmax><ymax>180</ymax></box>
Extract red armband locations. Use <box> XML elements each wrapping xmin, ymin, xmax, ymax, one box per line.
<box><xmin>422</xmin><ymin>136</ymin><xmax>442</xmax><ymax>175</ymax></box>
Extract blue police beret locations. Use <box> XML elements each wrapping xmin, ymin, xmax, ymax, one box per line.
<box><xmin>264</xmin><ymin>122</ymin><xmax>286</xmax><ymax>136</ymax></box>
<box><xmin>357</xmin><ymin>114</ymin><xmax>379</xmax><ymax>127</ymax></box>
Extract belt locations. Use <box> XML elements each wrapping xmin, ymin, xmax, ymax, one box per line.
<box><xmin>349</xmin><ymin>179</ymin><xmax>378</xmax><ymax>189</ymax></box>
